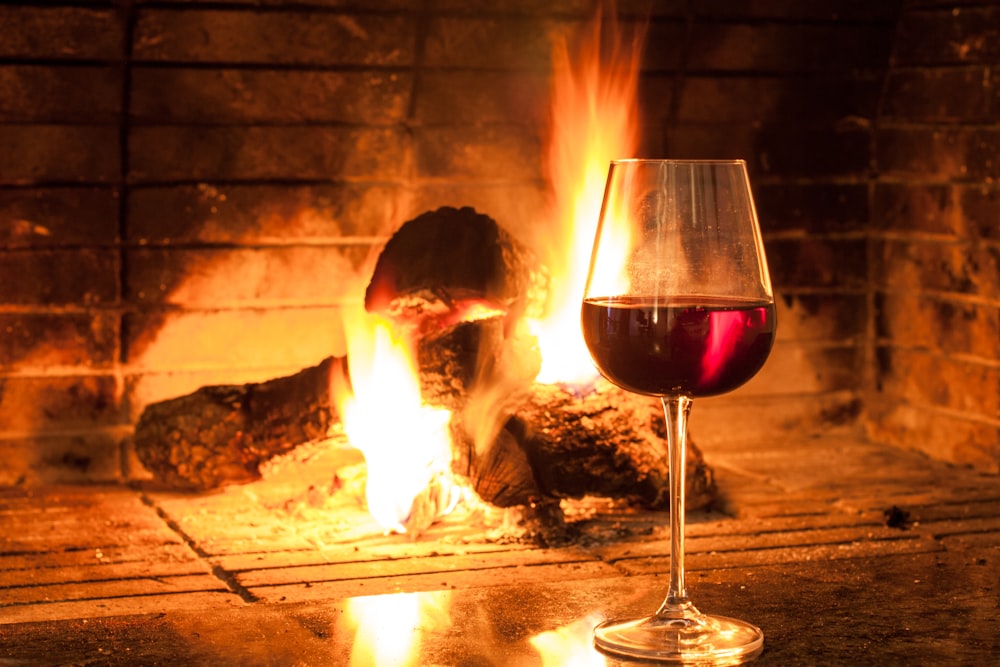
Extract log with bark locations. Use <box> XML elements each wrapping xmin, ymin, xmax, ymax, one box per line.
<box><xmin>365</xmin><ymin>205</ymin><xmax>547</xmax><ymax>326</ymax></box>
<box><xmin>365</xmin><ymin>206</ymin><xmax>545</xmax><ymax>410</ymax></box>
<box><xmin>450</xmin><ymin>379</ymin><xmax>715</xmax><ymax>511</ymax></box>
<box><xmin>133</xmin><ymin>356</ymin><xmax>349</xmax><ymax>490</ymax></box>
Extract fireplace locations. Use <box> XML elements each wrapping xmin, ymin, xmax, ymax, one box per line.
<box><xmin>1</xmin><ymin>0</ymin><xmax>997</xmax><ymax>485</ymax></box>
<box><xmin>1</xmin><ymin>1</ymin><xmax>998</xmax><ymax>663</ymax></box>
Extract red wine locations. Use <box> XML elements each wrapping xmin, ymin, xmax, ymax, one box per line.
<box><xmin>581</xmin><ymin>296</ymin><xmax>776</xmax><ymax>397</ymax></box>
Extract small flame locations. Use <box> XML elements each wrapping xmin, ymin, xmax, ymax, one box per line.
<box><xmin>529</xmin><ymin>6</ymin><xmax>645</xmax><ymax>384</ymax></box>
<box><xmin>334</xmin><ymin>306</ymin><xmax>456</xmax><ymax>533</ymax></box>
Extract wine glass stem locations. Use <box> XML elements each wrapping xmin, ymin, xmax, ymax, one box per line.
<box><xmin>658</xmin><ymin>395</ymin><xmax>693</xmax><ymax>615</ymax></box>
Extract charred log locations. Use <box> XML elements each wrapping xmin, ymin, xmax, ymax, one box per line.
<box><xmin>365</xmin><ymin>207</ymin><xmax>545</xmax><ymax>412</ymax></box>
<box><xmin>414</xmin><ymin>316</ymin><xmax>541</xmax><ymax>411</ymax></box>
<box><xmin>133</xmin><ymin>356</ymin><xmax>348</xmax><ymax>490</ymax></box>
<box><xmin>452</xmin><ymin>379</ymin><xmax>717</xmax><ymax>512</ymax></box>
<box><xmin>364</xmin><ymin>206</ymin><xmax>546</xmax><ymax>324</ymax></box>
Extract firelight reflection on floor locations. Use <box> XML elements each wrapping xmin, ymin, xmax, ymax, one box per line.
<box><xmin>340</xmin><ymin>589</ymin><xmax>607</xmax><ymax>666</ymax></box>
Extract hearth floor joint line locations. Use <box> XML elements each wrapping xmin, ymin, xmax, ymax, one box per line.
<box><xmin>138</xmin><ymin>493</ymin><xmax>259</xmax><ymax>604</ymax></box>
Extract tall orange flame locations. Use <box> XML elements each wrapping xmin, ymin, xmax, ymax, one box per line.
<box><xmin>530</xmin><ymin>6</ymin><xmax>645</xmax><ymax>384</ymax></box>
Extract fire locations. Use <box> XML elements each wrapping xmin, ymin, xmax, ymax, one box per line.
<box><xmin>334</xmin><ymin>305</ymin><xmax>459</xmax><ymax>534</ymax></box>
<box><xmin>529</xmin><ymin>6</ymin><xmax>645</xmax><ymax>384</ymax></box>
<box><xmin>334</xmin><ymin>6</ymin><xmax>646</xmax><ymax>532</ymax></box>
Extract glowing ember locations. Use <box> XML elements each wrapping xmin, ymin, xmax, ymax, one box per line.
<box><xmin>333</xmin><ymin>305</ymin><xmax>459</xmax><ymax>534</ymax></box>
<box><xmin>529</xmin><ymin>8</ymin><xmax>645</xmax><ymax>384</ymax></box>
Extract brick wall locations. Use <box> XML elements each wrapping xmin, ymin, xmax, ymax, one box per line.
<box><xmin>0</xmin><ymin>0</ymin><xmax>995</xmax><ymax>484</ymax></box>
<box><xmin>866</xmin><ymin>0</ymin><xmax>1000</xmax><ymax>470</ymax></box>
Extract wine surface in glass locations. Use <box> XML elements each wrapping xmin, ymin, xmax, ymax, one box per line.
<box><xmin>581</xmin><ymin>295</ymin><xmax>776</xmax><ymax>397</ymax></box>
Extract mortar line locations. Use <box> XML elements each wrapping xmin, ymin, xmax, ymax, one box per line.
<box><xmin>138</xmin><ymin>493</ymin><xmax>260</xmax><ymax>603</ymax></box>
<box><xmin>116</xmin><ymin>1</ymin><xmax>138</xmax><ymax>483</ymax></box>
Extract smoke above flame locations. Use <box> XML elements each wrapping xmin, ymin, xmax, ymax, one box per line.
<box><xmin>529</xmin><ymin>7</ymin><xmax>645</xmax><ymax>384</ymax></box>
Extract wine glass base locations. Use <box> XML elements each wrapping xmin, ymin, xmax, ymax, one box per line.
<box><xmin>594</xmin><ymin>608</ymin><xmax>763</xmax><ymax>665</ymax></box>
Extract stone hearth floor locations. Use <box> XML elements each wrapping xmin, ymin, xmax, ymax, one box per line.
<box><xmin>1</xmin><ymin>427</ymin><xmax>998</xmax><ymax>665</ymax></box>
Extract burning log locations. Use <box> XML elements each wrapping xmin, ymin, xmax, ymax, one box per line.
<box><xmin>132</xmin><ymin>205</ymin><xmax>718</xmax><ymax>521</ymax></box>
<box><xmin>368</xmin><ymin>206</ymin><xmax>717</xmax><ymax>512</ymax></box>
<box><xmin>451</xmin><ymin>379</ymin><xmax>716</xmax><ymax>511</ymax></box>
<box><xmin>365</xmin><ymin>206</ymin><xmax>547</xmax><ymax>409</ymax></box>
<box><xmin>365</xmin><ymin>205</ymin><xmax>547</xmax><ymax>324</ymax></box>
<box><xmin>133</xmin><ymin>356</ymin><xmax>348</xmax><ymax>490</ymax></box>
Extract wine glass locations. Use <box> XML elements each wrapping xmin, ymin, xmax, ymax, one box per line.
<box><xmin>581</xmin><ymin>159</ymin><xmax>775</xmax><ymax>663</ymax></box>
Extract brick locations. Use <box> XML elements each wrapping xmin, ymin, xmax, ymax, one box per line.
<box><xmin>416</xmin><ymin>126</ymin><xmax>543</xmax><ymax>181</ymax></box>
<box><xmin>876</xmin><ymin>183</ymin><xmax>1000</xmax><ymax>243</ymax></box>
<box><xmin>162</xmin><ymin>0</ymin><xmax>412</xmax><ymax>7</ymax></box>
<box><xmin>414</xmin><ymin>71</ymin><xmax>549</xmax><ymax>126</ymax></box>
<box><xmin>676</xmin><ymin>75</ymin><xmax>880</xmax><ymax>123</ymax></box>
<box><xmin>663</xmin><ymin>124</ymin><xmax>870</xmax><ymax>178</ymax></box>
<box><xmin>126</xmin><ymin>184</ymin><xmax>405</xmax><ymax>244</ymax></box>
<box><xmin>686</xmin><ymin>23</ymin><xmax>894</xmax><ymax>72</ymax></box>
<box><xmin>0</xmin><ymin>249</ymin><xmax>118</xmax><ymax>306</ymax></box>
<box><xmin>694</xmin><ymin>392</ymin><xmax>862</xmax><ymax>444</ymax></box>
<box><xmin>0</xmin><ymin>187</ymin><xmax>118</xmax><ymax>248</ymax></box>
<box><xmin>641</xmin><ymin>21</ymin><xmax>685</xmax><ymax>70</ymax></box>
<box><xmin>130</xmin><ymin>68</ymin><xmax>412</xmax><ymax>125</ymax></box>
<box><xmin>0</xmin><ymin>312</ymin><xmax>119</xmax><ymax>369</ymax></box>
<box><xmin>872</xmin><ymin>237</ymin><xmax>1000</xmax><ymax>299</ymax></box>
<box><xmin>892</xmin><ymin>6</ymin><xmax>1000</xmax><ymax>66</ymax></box>
<box><xmin>0</xmin><ymin>66</ymin><xmax>121</xmax><ymax>123</ymax></box>
<box><xmin>124</xmin><ymin>246</ymin><xmax>372</xmax><ymax>306</ymax></box>
<box><xmin>740</xmin><ymin>341</ymin><xmax>861</xmax><ymax>396</ymax></box>
<box><xmin>881</xmin><ymin>68</ymin><xmax>995</xmax><ymax>123</ymax></box>
<box><xmin>874</xmin><ymin>292</ymin><xmax>1000</xmax><ymax>360</ymax></box>
<box><xmin>765</xmin><ymin>238</ymin><xmax>868</xmax><ymax>290</ymax></box>
<box><xmin>757</xmin><ymin>124</ymin><xmax>871</xmax><ymax>177</ymax></box>
<box><xmin>961</xmin><ymin>185</ymin><xmax>1000</xmax><ymax>243</ymax></box>
<box><xmin>876</xmin><ymin>127</ymin><xmax>1000</xmax><ymax>181</ymax></box>
<box><xmin>872</xmin><ymin>184</ymin><xmax>958</xmax><ymax>236</ymax></box>
<box><xmin>430</xmin><ymin>0</ymin><xmax>593</xmax><ymax>14</ymax></box>
<box><xmin>0</xmin><ymin>375</ymin><xmax>124</xmax><ymax>432</ymax></box>
<box><xmin>410</xmin><ymin>184</ymin><xmax>548</xmax><ymax>246</ymax></box>
<box><xmin>636</xmin><ymin>75</ymin><xmax>675</xmax><ymax>129</ymax></box>
<box><xmin>755</xmin><ymin>183</ymin><xmax>869</xmax><ymax>234</ymax></box>
<box><xmin>127</xmin><ymin>126</ymin><xmax>410</xmax><ymax>183</ymax></box>
<box><xmin>0</xmin><ymin>432</ymin><xmax>123</xmax><ymax>485</ymax></box>
<box><xmin>133</xmin><ymin>9</ymin><xmax>416</xmax><ymax>66</ymax></box>
<box><xmin>692</xmin><ymin>0</ymin><xmax>902</xmax><ymax>20</ymax></box>
<box><xmin>874</xmin><ymin>347</ymin><xmax>999</xmax><ymax>417</ymax></box>
<box><xmin>0</xmin><ymin>6</ymin><xmax>123</xmax><ymax>60</ymax></box>
<box><xmin>657</xmin><ymin>124</ymin><xmax>759</xmax><ymax>165</ymax></box>
<box><xmin>423</xmin><ymin>17</ymin><xmax>566</xmax><ymax>69</ymax></box>
<box><xmin>122</xmin><ymin>307</ymin><xmax>346</xmax><ymax>373</ymax></box>
<box><xmin>775</xmin><ymin>293</ymin><xmax>868</xmax><ymax>343</ymax></box>
<box><xmin>0</xmin><ymin>125</ymin><xmax>119</xmax><ymax>185</ymax></box>
<box><xmin>965</xmin><ymin>130</ymin><xmax>1000</xmax><ymax>181</ymax></box>
<box><xmin>864</xmin><ymin>399</ymin><xmax>999</xmax><ymax>472</ymax></box>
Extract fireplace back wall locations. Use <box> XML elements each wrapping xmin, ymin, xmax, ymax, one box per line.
<box><xmin>0</xmin><ymin>0</ymin><xmax>997</xmax><ymax>485</ymax></box>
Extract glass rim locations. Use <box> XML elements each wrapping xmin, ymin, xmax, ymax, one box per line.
<box><xmin>610</xmin><ymin>158</ymin><xmax>747</xmax><ymax>166</ymax></box>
